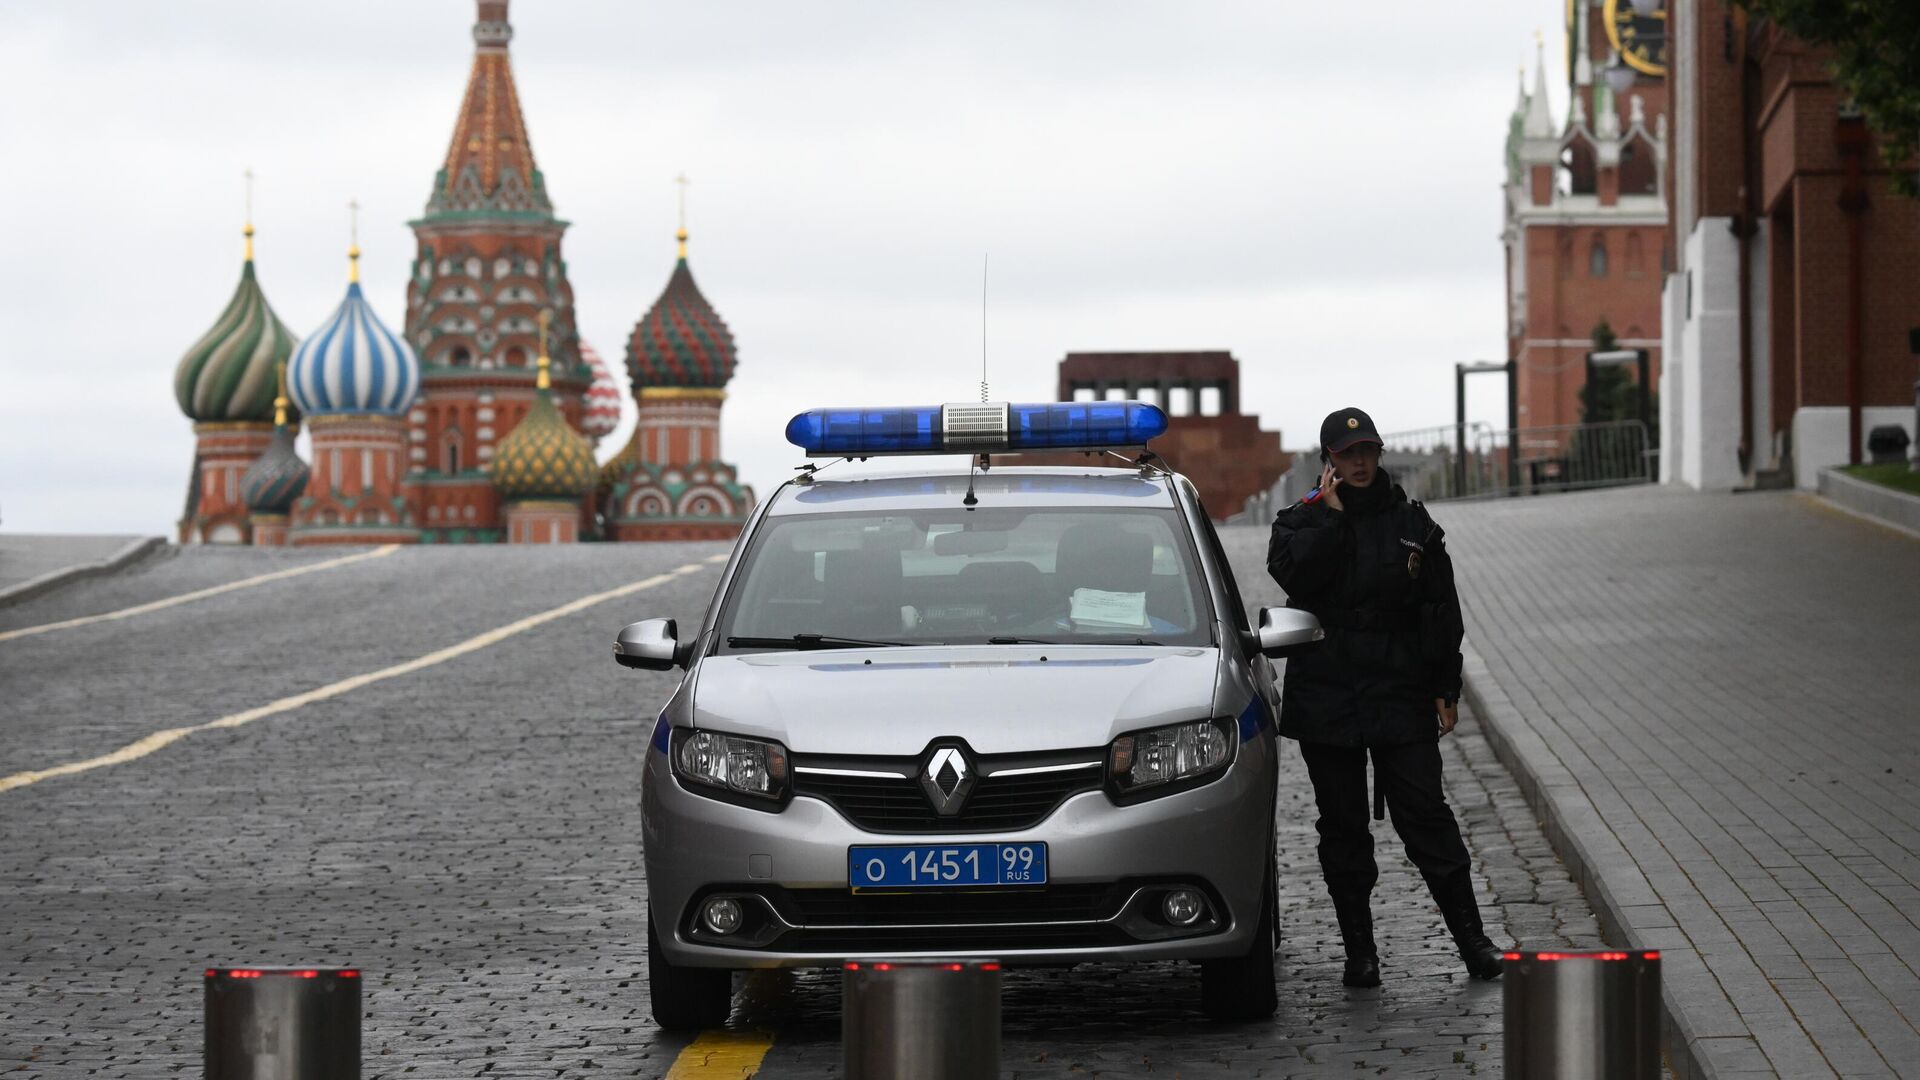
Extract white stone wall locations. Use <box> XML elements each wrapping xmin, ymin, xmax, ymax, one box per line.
<box><xmin>1662</xmin><ymin>219</ymin><xmax>1746</xmax><ymax>490</ymax></box>
<box><xmin>1792</xmin><ymin>407</ymin><xmax>1918</xmax><ymax>489</ymax></box>
<box><xmin>1661</xmin><ymin>271</ymin><xmax>1686</xmax><ymax>484</ymax></box>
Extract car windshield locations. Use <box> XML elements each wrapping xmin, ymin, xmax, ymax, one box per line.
<box><xmin>716</xmin><ymin>506</ymin><xmax>1214</xmax><ymax>650</ymax></box>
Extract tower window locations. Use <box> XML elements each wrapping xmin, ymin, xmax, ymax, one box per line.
<box><xmin>1589</xmin><ymin>238</ymin><xmax>1609</xmax><ymax>278</ymax></box>
<box><xmin>449</xmin><ymin>346</ymin><xmax>471</xmax><ymax>366</ymax></box>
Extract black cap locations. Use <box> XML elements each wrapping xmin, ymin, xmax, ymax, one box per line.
<box><xmin>1319</xmin><ymin>407</ymin><xmax>1382</xmax><ymax>453</ymax></box>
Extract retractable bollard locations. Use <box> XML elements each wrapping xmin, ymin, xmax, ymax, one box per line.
<box><xmin>205</xmin><ymin>967</ymin><xmax>361</xmax><ymax>1080</ymax></box>
<box><xmin>1503</xmin><ymin>950</ymin><xmax>1660</xmax><ymax>1080</ymax></box>
<box><xmin>843</xmin><ymin>960</ymin><xmax>1000</xmax><ymax>1080</ymax></box>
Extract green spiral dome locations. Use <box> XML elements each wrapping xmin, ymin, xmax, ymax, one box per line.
<box><xmin>175</xmin><ymin>257</ymin><xmax>299</xmax><ymax>423</ymax></box>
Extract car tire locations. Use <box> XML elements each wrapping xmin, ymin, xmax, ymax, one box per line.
<box><xmin>647</xmin><ymin>910</ymin><xmax>733</xmax><ymax>1031</ymax></box>
<box><xmin>1200</xmin><ymin>855</ymin><xmax>1279</xmax><ymax>1021</ymax></box>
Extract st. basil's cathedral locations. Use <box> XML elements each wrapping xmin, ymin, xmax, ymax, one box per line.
<box><xmin>171</xmin><ymin>0</ymin><xmax>752</xmax><ymax>546</ymax></box>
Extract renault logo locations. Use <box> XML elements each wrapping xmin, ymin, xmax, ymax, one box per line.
<box><xmin>919</xmin><ymin>746</ymin><xmax>976</xmax><ymax>816</ymax></box>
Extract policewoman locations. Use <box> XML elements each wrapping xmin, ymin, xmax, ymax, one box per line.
<box><xmin>1266</xmin><ymin>407</ymin><xmax>1503</xmax><ymax>987</ymax></box>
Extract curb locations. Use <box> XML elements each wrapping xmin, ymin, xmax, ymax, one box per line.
<box><xmin>0</xmin><ymin>536</ymin><xmax>167</xmax><ymax>610</ymax></box>
<box><xmin>1461</xmin><ymin>641</ymin><xmax>1738</xmax><ymax>1080</ymax></box>
<box><xmin>1814</xmin><ymin>467</ymin><xmax>1920</xmax><ymax>541</ymax></box>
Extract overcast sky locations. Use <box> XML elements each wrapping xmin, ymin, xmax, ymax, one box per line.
<box><xmin>1</xmin><ymin>0</ymin><xmax>1572</xmax><ymax>535</ymax></box>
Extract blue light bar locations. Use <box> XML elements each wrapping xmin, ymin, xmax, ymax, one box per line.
<box><xmin>784</xmin><ymin>402</ymin><xmax>1169</xmax><ymax>457</ymax></box>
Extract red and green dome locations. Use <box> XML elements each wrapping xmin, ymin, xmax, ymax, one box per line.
<box><xmin>625</xmin><ymin>231</ymin><xmax>736</xmax><ymax>391</ymax></box>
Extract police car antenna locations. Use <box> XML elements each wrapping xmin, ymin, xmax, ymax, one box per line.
<box><xmin>979</xmin><ymin>253</ymin><xmax>990</xmax><ymax>403</ymax></box>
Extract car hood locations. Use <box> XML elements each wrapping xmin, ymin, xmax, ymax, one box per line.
<box><xmin>689</xmin><ymin>645</ymin><xmax>1221</xmax><ymax>755</ymax></box>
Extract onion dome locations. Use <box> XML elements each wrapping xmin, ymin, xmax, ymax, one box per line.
<box><xmin>175</xmin><ymin>223</ymin><xmax>299</xmax><ymax>423</ymax></box>
<box><xmin>580</xmin><ymin>339</ymin><xmax>622</xmax><ymax>439</ymax></box>
<box><xmin>240</xmin><ymin>366</ymin><xmax>310</xmax><ymax>514</ymax></box>
<box><xmin>289</xmin><ymin>244</ymin><xmax>420</xmax><ymax>417</ymax></box>
<box><xmin>625</xmin><ymin>228</ymin><xmax>736</xmax><ymax>390</ymax></box>
<box><xmin>492</xmin><ymin>319</ymin><xmax>596</xmax><ymax>500</ymax></box>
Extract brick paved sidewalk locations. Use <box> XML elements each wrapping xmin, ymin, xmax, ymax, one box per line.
<box><xmin>1434</xmin><ymin>487</ymin><xmax>1920</xmax><ymax>1078</ymax></box>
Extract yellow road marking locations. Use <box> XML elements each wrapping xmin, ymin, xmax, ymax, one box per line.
<box><xmin>0</xmin><ymin>562</ymin><xmax>711</xmax><ymax>794</ymax></box>
<box><xmin>0</xmin><ymin>545</ymin><xmax>401</xmax><ymax>644</ymax></box>
<box><xmin>664</xmin><ymin>1029</ymin><xmax>775</xmax><ymax>1079</ymax></box>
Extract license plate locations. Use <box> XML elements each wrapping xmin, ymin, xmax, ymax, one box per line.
<box><xmin>848</xmin><ymin>843</ymin><xmax>1049</xmax><ymax>889</ymax></box>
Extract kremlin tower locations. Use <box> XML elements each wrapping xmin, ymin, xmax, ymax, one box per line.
<box><xmin>173</xmin><ymin>207</ymin><xmax>299</xmax><ymax>544</ymax></box>
<box><xmin>602</xmin><ymin>218</ymin><xmax>754</xmax><ymax>541</ymax></box>
<box><xmin>404</xmin><ymin>0</ymin><xmax>590</xmax><ymax>542</ymax></box>
<box><xmin>287</xmin><ymin>235</ymin><xmax>423</xmax><ymax>545</ymax></box>
<box><xmin>490</xmin><ymin>312</ymin><xmax>598</xmax><ymax>542</ymax></box>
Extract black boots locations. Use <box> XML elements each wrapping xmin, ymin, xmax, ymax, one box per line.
<box><xmin>1330</xmin><ymin>875</ymin><xmax>1505</xmax><ymax>986</ymax></box>
<box><xmin>1431</xmin><ymin>871</ymin><xmax>1505</xmax><ymax>981</ymax></box>
<box><xmin>1331</xmin><ymin>893</ymin><xmax>1381</xmax><ymax>988</ymax></box>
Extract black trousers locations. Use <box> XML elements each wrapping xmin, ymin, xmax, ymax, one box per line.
<box><xmin>1296</xmin><ymin>738</ymin><xmax>1472</xmax><ymax>900</ymax></box>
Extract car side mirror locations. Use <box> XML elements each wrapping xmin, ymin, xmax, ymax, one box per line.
<box><xmin>1253</xmin><ymin>607</ymin><xmax>1324</xmax><ymax>658</ymax></box>
<box><xmin>614</xmin><ymin>618</ymin><xmax>687</xmax><ymax>670</ymax></box>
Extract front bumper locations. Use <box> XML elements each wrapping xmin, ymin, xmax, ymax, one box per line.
<box><xmin>641</xmin><ymin>737</ymin><xmax>1275</xmax><ymax>969</ymax></box>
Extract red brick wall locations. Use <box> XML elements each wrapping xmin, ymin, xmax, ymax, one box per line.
<box><xmin>1519</xmin><ymin>224</ymin><xmax>1666</xmax><ymax>431</ymax></box>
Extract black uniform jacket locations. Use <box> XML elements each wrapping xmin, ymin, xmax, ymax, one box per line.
<box><xmin>1266</xmin><ymin>471</ymin><xmax>1465</xmax><ymax>747</ymax></box>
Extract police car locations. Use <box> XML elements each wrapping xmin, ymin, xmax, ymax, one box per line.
<box><xmin>614</xmin><ymin>402</ymin><xmax>1324</xmax><ymax>1029</ymax></box>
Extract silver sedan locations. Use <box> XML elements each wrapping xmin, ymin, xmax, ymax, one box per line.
<box><xmin>614</xmin><ymin>466</ymin><xmax>1322</xmax><ymax>1029</ymax></box>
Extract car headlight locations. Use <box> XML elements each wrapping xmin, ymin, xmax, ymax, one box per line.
<box><xmin>1107</xmin><ymin>719</ymin><xmax>1234</xmax><ymax>800</ymax></box>
<box><xmin>671</xmin><ymin>728</ymin><xmax>790</xmax><ymax>806</ymax></box>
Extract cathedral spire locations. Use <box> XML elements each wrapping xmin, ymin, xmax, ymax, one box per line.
<box><xmin>1523</xmin><ymin>36</ymin><xmax>1557</xmax><ymax>139</ymax></box>
<box><xmin>422</xmin><ymin>0</ymin><xmax>552</xmax><ymax>220</ymax></box>
<box><xmin>474</xmin><ymin>0</ymin><xmax>512</xmax><ymax>50</ymax></box>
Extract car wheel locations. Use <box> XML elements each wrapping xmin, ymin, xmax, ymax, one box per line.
<box><xmin>1200</xmin><ymin>856</ymin><xmax>1279</xmax><ymax>1021</ymax></box>
<box><xmin>647</xmin><ymin>909</ymin><xmax>733</xmax><ymax>1031</ymax></box>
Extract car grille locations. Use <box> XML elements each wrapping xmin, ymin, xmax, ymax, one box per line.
<box><xmin>793</xmin><ymin>768</ymin><xmax>1102</xmax><ymax>833</ymax></box>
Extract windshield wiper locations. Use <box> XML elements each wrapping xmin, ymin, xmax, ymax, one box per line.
<box><xmin>726</xmin><ymin>634</ymin><xmax>912</xmax><ymax>650</ymax></box>
<box><xmin>988</xmin><ymin>635</ymin><xmax>1167</xmax><ymax>646</ymax></box>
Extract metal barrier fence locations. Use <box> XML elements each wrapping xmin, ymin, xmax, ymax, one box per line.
<box><xmin>1378</xmin><ymin>420</ymin><xmax>1655</xmax><ymax>502</ymax></box>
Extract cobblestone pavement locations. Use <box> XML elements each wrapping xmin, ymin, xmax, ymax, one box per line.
<box><xmin>2</xmin><ymin>533</ymin><xmax>1609</xmax><ymax>1077</ymax></box>
<box><xmin>1434</xmin><ymin>487</ymin><xmax>1920</xmax><ymax>1079</ymax></box>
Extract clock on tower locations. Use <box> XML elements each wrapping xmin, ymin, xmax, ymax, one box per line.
<box><xmin>1604</xmin><ymin>0</ymin><xmax>1668</xmax><ymax>77</ymax></box>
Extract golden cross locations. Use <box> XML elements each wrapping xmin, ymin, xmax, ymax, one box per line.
<box><xmin>243</xmin><ymin>167</ymin><xmax>256</xmax><ymax>261</ymax></box>
<box><xmin>674</xmin><ymin>172</ymin><xmax>690</xmax><ymax>232</ymax></box>
<box><xmin>535</xmin><ymin>309</ymin><xmax>554</xmax><ymax>390</ymax></box>
<box><xmin>347</xmin><ymin>197</ymin><xmax>362</xmax><ymax>282</ymax></box>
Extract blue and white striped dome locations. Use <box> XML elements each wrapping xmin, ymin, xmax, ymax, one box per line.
<box><xmin>289</xmin><ymin>281</ymin><xmax>420</xmax><ymax>417</ymax></box>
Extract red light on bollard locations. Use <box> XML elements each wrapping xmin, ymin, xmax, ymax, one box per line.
<box><xmin>205</xmin><ymin>967</ymin><xmax>360</xmax><ymax>1079</ymax></box>
<box><xmin>844</xmin><ymin>959</ymin><xmax>1000</xmax><ymax>1080</ymax></box>
<box><xmin>1505</xmin><ymin>950</ymin><xmax>1660</xmax><ymax>1079</ymax></box>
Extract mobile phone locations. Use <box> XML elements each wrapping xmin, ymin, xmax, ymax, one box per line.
<box><xmin>1302</xmin><ymin>448</ymin><xmax>1331</xmax><ymax>503</ymax></box>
